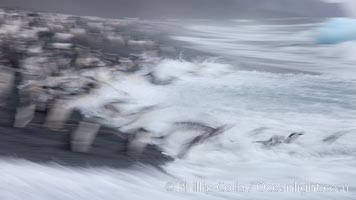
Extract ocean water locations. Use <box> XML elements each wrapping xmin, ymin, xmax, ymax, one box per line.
<box><xmin>1</xmin><ymin>18</ymin><xmax>356</xmax><ymax>200</ymax></box>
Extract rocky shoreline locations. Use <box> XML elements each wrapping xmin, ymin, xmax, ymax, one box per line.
<box><xmin>0</xmin><ymin>8</ymin><xmax>195</xmax><ymax>167</ymax></box>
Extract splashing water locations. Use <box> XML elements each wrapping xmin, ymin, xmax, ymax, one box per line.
<box><xmin>2</xmin><ymin>18</ymin><xmax>356</xmax><ymax>200</ymax></box>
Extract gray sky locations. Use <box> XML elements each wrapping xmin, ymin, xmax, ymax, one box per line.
<box><xmin>0</xmin><ymin>0</ymin><xmax>345</xmax><ymax>19</ymax></box>
<box><xmin>322</xmin><ymin>0</ymin><xmax>356</xmax><ymax>16</ymax></box>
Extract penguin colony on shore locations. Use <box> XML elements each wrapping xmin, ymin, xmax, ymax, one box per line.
<box><xmin>0</xmin><ymin>8</ymin><xmax>226</xmax><ymax>157</ymax></box>
<box><xmin>0</xmin><ymin>9</ymin><xmax>304</xmax><ymax>158</ymax></box>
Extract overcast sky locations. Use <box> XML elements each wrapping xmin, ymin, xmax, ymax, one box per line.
<box><xmin>0</xmin><ymin>0</ymin><xmax>346</xmax><ymax>19</ymax></box>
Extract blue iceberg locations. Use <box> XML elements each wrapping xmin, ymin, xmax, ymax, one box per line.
<box><xmin>315</xmin><ymin>18</ymin><xmax>356</xmax><ymax>44</ymax></box>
